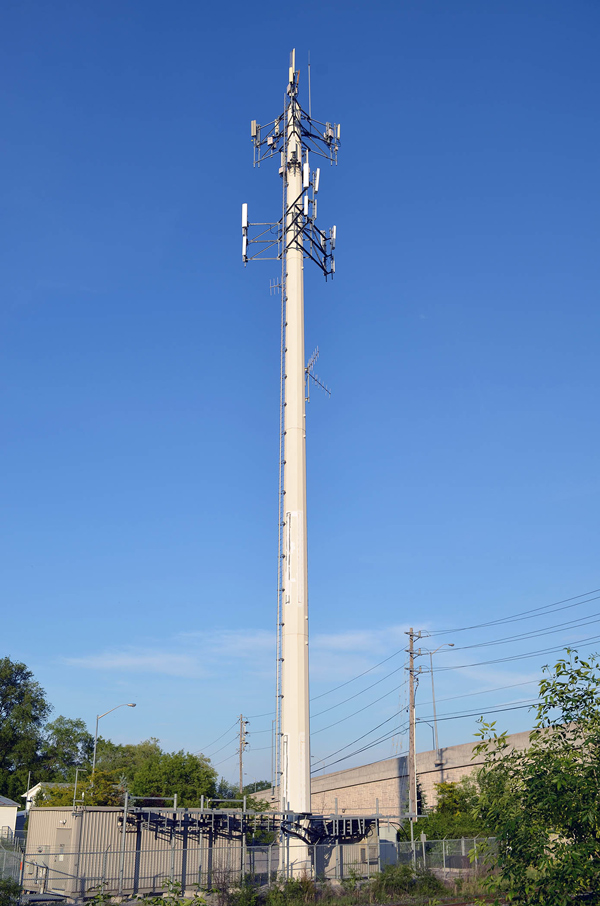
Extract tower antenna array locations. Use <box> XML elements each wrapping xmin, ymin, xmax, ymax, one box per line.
<box><xmin>242</xmin><ymin>50</ymin><xmax>340</xmax><ymax>828</ymax></box>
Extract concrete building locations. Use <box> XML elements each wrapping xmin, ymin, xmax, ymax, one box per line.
<box><xmin>257</xmin><ymin>729</ymin><xmax>531</xmax><ymax>816</ymax></box>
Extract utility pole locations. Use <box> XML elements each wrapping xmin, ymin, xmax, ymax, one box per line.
<box><xmin>243</xmin><ymin>50</ymin><xmax>339</xmax><ymax>821</ymax></box>
<box><xmin>238</xmin><ymin>714</ymin><xmax>248</xmax><ymax>795</ymax></box>
<box><xmin>406</xmin><ymin>628</ymin><xmax>422</xmax><ymax>824</ymax></box>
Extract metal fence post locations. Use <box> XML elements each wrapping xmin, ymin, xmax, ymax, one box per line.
<box><xmin>170</xmin><ymin>795</ymin><xmax>177</xmax><ymax>884</ymax></box>
<box><xmin>118</xmin><ymin>791</ymin><xmax>129</xmax><ymax>895</ymax></box>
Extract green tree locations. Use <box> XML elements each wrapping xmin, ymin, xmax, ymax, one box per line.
<box><xmin>39</xmin><ymin>770</ymin><xmax>125</xmax><ymax>806</ymax></box>
<box><xmin>413</xmin><ymin>777</ymin><xmax>488</xmax><ymax>839</ymax></box>
<box><xmin>0</xmin><ymin>657</ymin><xmax>51</xmax><ymax>799</ymax></box>
<box><xmin>39</xmin><ymin>716</ymin><xmax>94</xmax><ymax>780</ymax></box>
<box><xmin>475</xmin><ymin>649</ymin><xmax>600</xmax><ymax>905</ymax></box>
<box><xmin>94</xmin><ymin>736</ymin><xmax>162</xmax><ymax>782</ymax></box>
<box><xmin>130</xmin><ymin>750</ymin><xmax>217</xmax><ymax>806</ymax></box>
<box><xmin>242</xmin><ymin>779</ymin><xmax>271</xmax><ymax>796</ymax></box>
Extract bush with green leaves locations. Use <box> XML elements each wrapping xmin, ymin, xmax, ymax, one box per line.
<box><xmin>369</xmin><ymin>863</ymin><xmax>445</xmax><ymax>902</ymax></box>
<box><xmin>0</xmin><ymin>879</ymin><xmax>20</xmax><ymax>906</ymax></box>
<box><xmin>476</xmin><ymin>649</ymin><xmax>600</xmax><ymax>905</ymax></box>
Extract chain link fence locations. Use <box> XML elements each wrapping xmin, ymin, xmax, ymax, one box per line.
<box><xmin>16</xmin><ymin>837</ymin><xmax>495</xmax><ymax>897</ymax></box>
<box><xmin>0</xmin><ymin>834</ymin><xmax>24</xmax><ymax>884</ymax></box>
<box><xmin>399</xmin><ymin>836</ymin><xmax>496</xmax><ymax>873</ymax></box>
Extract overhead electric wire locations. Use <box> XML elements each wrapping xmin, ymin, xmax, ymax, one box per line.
<box><xmin>448</xmin><ymin>606</ymin><xmax>600</xmax><ymax>651</ymax></box>
<box><xmin>308</xmin><ymin>588</ymin><xmax>600</xmax><ymax>717</ymax></box>
<box><xmin>197</xmin><ymin>720</ymin><xmax>239</xmax><ymax>756</ymax></box>
<box><xmin>211</xmin><ymin>752</ymin><xmax>238</xmax><ymax>768</ymax></box>
<box><xmin>310</xmin><ymin>647</ymin><xmax>406</xmax><ymax>701</ymax></box>
<box><xmin>313</xmin><ymin>700</ymin><xmax>542</xmax><ymax>775</ymax></box>
<box><xmin>311</xmin><ymin>711</ymin><xmax>406</xmax><ymax>770</ymax></box>
<box><xmin>418</xmin><ymin>678</ymin><xmax>539</xmax><ymax>708</ymax></box>
<box><xmin>311</xmin><ymin>669</ymin><xmax>407</xmax><ymax>718</ymax></box>
<box><xmin>434</xmin><ymin>633</ymin><xmax>600</xmax><ymax>671</ymax></box>
<box><xmin>420</xmin><ymin>696</ymin><xmax>538</xmax><ymax>722</ymax></box>
<box><xmin>312</xmin><ymin>679</ymin><xmax>409</xmax><ymax>735</ymax></box>
<box><xmin>250</xmin><ymin>648</ymin><xmax>406</xmax><ymax>733</ymax></box>
<box><xmin>423</xmin><ymin>701</ymin><xmax>537</xmax><ymax>723</ymax></box>
<box><xmin>314</xmin><ymin>621</ymin><xmax>600</xmax><ymax>725</ymax></box>
<box><xmin>428</xmin><ymin>587</ymin><xmax>600</xmax><ymax>636</ymax></box>
<box><xmin>250</xmin><ymin>587</ymin><xmax>600</xmax><ymax>738</ymax></box>
<box><xmin>204</xmin><ymin>734</ymin><xmax>240</xmax><ymax>760</ymax></box>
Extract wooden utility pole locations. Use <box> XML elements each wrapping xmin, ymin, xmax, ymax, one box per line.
<box><xmin>239</xmin><ymin>714</ymin><xmax>248</xmax><ymax>794</ymax></box>
<box><xmin>407</xmin><ymin>628</ymin><xmax>421</xmax><ymax>822</ymax></box>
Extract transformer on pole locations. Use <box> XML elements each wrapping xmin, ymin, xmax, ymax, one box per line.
<box><xmin>242</xmin><ymin>50</ymin><xmax>340</xmax><ymax>822</ymax></box>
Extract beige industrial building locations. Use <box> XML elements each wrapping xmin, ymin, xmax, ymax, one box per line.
<box><xmin>257</xmin><ymin>729</ymin><xmax>531</xmax><ymax>815</ymax></box>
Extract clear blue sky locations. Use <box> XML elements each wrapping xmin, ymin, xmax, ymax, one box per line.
<box><xmin>2</xmin><ymin>0</ymin><xmax>599</xmax><ymax>788</ymax></box>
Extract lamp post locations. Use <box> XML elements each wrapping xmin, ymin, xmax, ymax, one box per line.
<box><xmin>423</xmin><ymin>644</ymin><xmax>454</xmax><ymax>754</ymax></box>
<box><xmin>417</xmin><ymin>718</ymin><xmax>436</xmax><ymax>752</ymax></box>
<box><xmin>244</xmin><ymin>773</ymin><xmax>258</xmax><ymax>793</ymax></box>
<box><xmin>92</xmin><ymin>703</ymin><xmax>136</xmax><ymax>779</ymax></box>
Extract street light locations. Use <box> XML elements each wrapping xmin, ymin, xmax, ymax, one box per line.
<box><xmin>92</xmin><ymin>703</ymin><xmax>136</xmax><ymax>778</ymax></box>
<box><xmin>417</xmin><ymin>718</ymin><xmax>436</xmax><ymax>752</ymax></box>
<box><xmin>419</xmin><ymin>643</ymin><xmax>454</xmax><ymax>754</ymax></box>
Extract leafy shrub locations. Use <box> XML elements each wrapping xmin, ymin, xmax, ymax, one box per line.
<box><xmin>369</xmin><ymin>863</ymin><xmax>445</xmax><ymax>902</ymax></box>
<box><xmin>369</xmin><ymin>863</ymin><xmax>414</xmax><ymax>900</ymax></box>
<box><xmin>0</xmin><ymin>879</ymin><xmax>20</xmax><ymax>906</ymax></box>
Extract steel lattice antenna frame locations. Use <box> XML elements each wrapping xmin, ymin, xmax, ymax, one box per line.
<box><xmin>242</xmin><ymin>50</ymin><xmax>340</xmax><ymax>832</ymax></box>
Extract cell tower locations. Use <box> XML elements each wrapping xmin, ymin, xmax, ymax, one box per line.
<box><xmin>242</xmin><ymin>50</ymin><xmax>340</xmax><ymax>819</ymax></box>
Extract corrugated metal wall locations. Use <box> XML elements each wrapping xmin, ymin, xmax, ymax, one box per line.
<box><xmin>24</xmin><ymin>808</ymin><xmax>389</xmax><ymax>897</ymax></box>
<box><xmin>25</xmin><ymin>807</ymin><xmax>214</xmax><ymax>896</ymax></box>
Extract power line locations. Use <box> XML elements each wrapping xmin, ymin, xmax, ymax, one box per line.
<box><xmin>309</xmin><ymin>588</ymin><xmax>600</xmax><ymax>717</ymax></box>
<box><xmin>310</xmin><ymin>648</ymin><xmax>405</xmax><ymax>701</ymax></box>
<box><xmin>418</xmin><ymin>678</ymin><xmax>539</xmax><ymax>708</ymax></box>
<box><xmin>212</xmin><ymin>751</ymin><xmax>238</xmax><ymax>768</ymax></box>
<box><xmin>311</xmin><ymin>711</ymin><xmax>405</xmax><ymax>770</ymax></box>
<box><xmin>449</xmin><ymin>606</ymin><xmax>600</xmax><ymax>651</ymax></box>
<box><xmin>312</xmin><ymin>668</ymin><xmax>407</xmax><ymax>718</ymax></box>
<box><xmin>312</xmin><ymin>700</ymin><xmax>539</xmax><ymax>775</ymax></box>
<box><xmin>251</xmin><ymin>588</ymin><xmax>600</xmax><ymax>735</ymax></box>
<box><xmin>435</xmin><ymin>633</ymin><xmax>600</xmax><ymax>671</ymax></box>
<box><xmin>197</xmin><ymin>720</ymin><xmax>239</xmax><ymax>756</ymax></box>
<box><xmin>423</xmin><ymin>701</ymin><xmax>537</xmax><ymax>723</ymax></box>
<box><xmin>312</xmin><ymin>679</ymin><xmax>408</xmax><ymax>736</ymax></box>
<box><xmin>428</xmin><ymin>588</ymin><xmax>600</xmax><ymax>636</ymax></box>
<box><xmin>205</xmin><ymin>734</ymin><xmax>239</xmax><ymax>760</ymax></box>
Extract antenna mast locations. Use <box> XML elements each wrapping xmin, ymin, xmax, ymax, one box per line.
<box><xmin>243</xmin><ymin>50</ymin><xmax>340</xmax><ymax>834</ymax></box>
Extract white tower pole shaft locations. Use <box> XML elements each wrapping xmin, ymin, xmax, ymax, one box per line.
<box><xmin>280</xmin><ymin>76</ymin><xmax>311</xmax><ymax>816</ymax></box>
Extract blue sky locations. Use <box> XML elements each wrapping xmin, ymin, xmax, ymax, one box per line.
<box><xmin>2</xmin><ymin>0</ymin><xmax>599</xmax><ymax>789</ymax></box>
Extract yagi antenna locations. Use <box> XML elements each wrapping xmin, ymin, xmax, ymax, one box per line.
<box><xmin>305</xmin><ymin>347</ymin><xmax>332</xmax><ymax>402</ymax></box>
